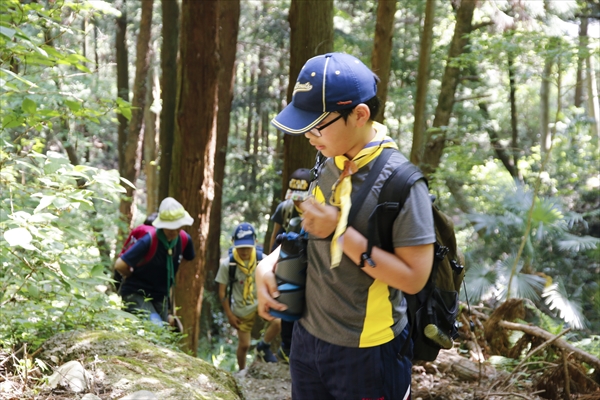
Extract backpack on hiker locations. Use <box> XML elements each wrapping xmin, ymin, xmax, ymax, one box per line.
<box><xmin>349</xmin><ymin>148</ymin><xmax>466</xmax><ymax>362</ymax></box>
<box><xmin>114</xmin><ymin>226</ymin><xmax>189</xmax><ymax>291</ymax></box>
<box><xmin>227</xmin><ymin>246</ymin><xmax>264</xmax><ymax>307</ymax></box>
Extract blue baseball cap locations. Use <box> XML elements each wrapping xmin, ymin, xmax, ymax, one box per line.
<box><xmin>232</xmin><ymin>222</ymin><xmax>256</xmax><ymax>248</ymax></box>
<box><xmin>271</xmin><ymin>53</ymin><xmax>378</xmax><ymax>136</ymax></box>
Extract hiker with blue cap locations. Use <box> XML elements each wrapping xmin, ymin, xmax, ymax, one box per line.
<box><xmin>115</xmin><ymin>197</ymin><xmax>195</xmax><ymax>324</ymax></box>
<box><xmin>215</xmin><ymin>222</ymin><xmax>281</xmax><ymax>378</ymax></box>
<box><xmin>256</xmin><ymin>53</ymin><xmax>435</xmax><ymax>399</ymax></box>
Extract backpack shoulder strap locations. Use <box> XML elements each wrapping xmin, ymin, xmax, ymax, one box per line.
<box><xmin>347</xmin><ymin>147</ymin><xmax>395</xmax><ymax>226</ymax></box>
<box><xmin>139</xmin><ymin>230</ymin><xmax>158</xmax><ymax>266</ymax></box>
<box><xmin>375</xmin><ymin>162</ymin><xmax>426</xmax><ymax>252</ymax></box>
<box><xmin>227</xmin><ymin>251</ymin><xmax>237</xmax><ymax>305</ymax></box>
<box><xmin>179</xmin><ymin>230</ymin><xmax>189</xmax><ymax>252</ymax></box>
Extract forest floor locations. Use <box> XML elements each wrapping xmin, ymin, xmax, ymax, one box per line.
<box><xmin>237</xmin><ymin>353</ymin><xmax>548</xmax><ymax>400</ymax></box>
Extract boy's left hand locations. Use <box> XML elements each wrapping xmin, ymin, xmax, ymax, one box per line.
<box><xmin>299</xmin><ymin>197</ymin><xmax>339</xmax><ymax>238</ymax></box>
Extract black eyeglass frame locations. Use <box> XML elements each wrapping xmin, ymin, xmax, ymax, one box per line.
<box><xmin>308</xmin><ymin>114</ymin><xmax>343</xmax><ymax>137</ymax></box>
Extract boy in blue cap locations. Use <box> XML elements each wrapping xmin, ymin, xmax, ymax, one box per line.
<box><xmin>256</xmin><ymin>53</ymin><xmax>435</xmax><ymax>399</ymax></box>
<box><xmin>216</xmin><ymin>222</ymin><xmax>280</xmax><ymax>377</ymax></box>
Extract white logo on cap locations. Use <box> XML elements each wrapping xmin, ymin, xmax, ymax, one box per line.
<box><xmin>293</xmin><ymin>82</ymin><xmax>312</xmax><ymax>97</ymax></box>
<box><xmin>236</xmin><ymin>229</ymin><xmax>254</xmax><ymax>239</ymax></box>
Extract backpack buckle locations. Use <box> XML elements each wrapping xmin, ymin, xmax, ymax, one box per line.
<box><xmin>435</xmin><ymin>244</ymin><xmax>449</xmax><ymax>260</ymax></box>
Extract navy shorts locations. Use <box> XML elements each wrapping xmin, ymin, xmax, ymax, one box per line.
<box><xmin>290</xmin><ymin>322</ymin><xmax>412</xmax><ymax>400</ymax></box>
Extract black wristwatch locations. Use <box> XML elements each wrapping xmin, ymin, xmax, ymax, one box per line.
<box><xmin>359</xmin><ymin>252</ymin><xmax>376</xmax><ymax>268</ymax></box>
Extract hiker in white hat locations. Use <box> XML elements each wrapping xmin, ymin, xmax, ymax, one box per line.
<box><xmin>115</xmin><ymin>197</ymin><xmax>195</xmax><ymax>324</ymax></box>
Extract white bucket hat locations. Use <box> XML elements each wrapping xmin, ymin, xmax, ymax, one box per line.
<box><xmin>152</xmin><ymin>197</ymin><xmax>194</xmax><ymax>230</ymax></box>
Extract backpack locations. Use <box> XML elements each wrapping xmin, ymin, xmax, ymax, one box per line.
<box><xmin>119</xmin><ymin>226</ymin><xmax>189</xmax><ymax>266</ymax></box>
<box><xmin>348</xmin><ymin>148</ymin><xmax>465</xmax><ymax>362</ymax></box>
<box><xmin>114</xmin><ymin>226</ymin><xmax>189</xmax><ymax>292</ymax></box>
<box><xmin>227</xmin><ymin>246</ymin><xmax>264</xmax><ymax>307</ymax></box>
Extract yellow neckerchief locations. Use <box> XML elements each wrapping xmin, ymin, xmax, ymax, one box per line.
<box><xmin>329</xmin><ymin>122</ymin><xmax>398</xmax><ymax>268</ymax></box>
<box><xmin>232</xmin><ymin>247</ymin><xmax>257</xmax><ymax>305</ymax></box>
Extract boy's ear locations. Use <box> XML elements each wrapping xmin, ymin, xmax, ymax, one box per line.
<box><xmin>353</xmin><ymin>104</ymin><xmax>371</xmax><ymax>127</ymax></box>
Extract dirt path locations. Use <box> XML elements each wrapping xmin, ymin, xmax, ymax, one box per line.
<box><xmin>236</xmin><ymin>357</ymin><xmax>548</xmax><ymax>400</ymax></box>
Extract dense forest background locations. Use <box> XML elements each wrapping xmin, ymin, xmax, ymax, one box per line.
<box><xmin>1</xmin><ymin>0</ymin><xmax>599</xmax><ymax>397</ymax></box>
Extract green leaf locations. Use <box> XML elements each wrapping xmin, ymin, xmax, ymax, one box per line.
<box><xmin>0</xmin><ymin>68</ymin><xmax>38</xmax><ymax>87</ymax></box>
<box><xmin>3</xmin><ymin>227</ymin><xmax>36</xmax><ymax>250</ymax></box>
<box><xmin>27</xmin><ymin>283</ymin><xmax>40</xmax><ymax>299</ymax></box>
<box><xmin>64</xmin><ymin>100</ymin><xmax>81</xmax><ymax>112</ymax></box>
<box><xmin>34</xmin><ymin>195</ymin><xmax>55</xmax><ymax>213</ymax></box>
<box><xmin>21</xmin><ymin>98</ymin><xmax>37</xmax><ymax>114</ymax></box>
<box><xmin>0</xmin><ymin>26</ymin><xmax>16</xmax><ymax>40</ymax></box>
<box><xmin>90</xmin><ymin>264</ymin><xmax>104</xmax><ymax>277</ymax></box>
<box><xmin>59</xmin><ymin>263</ymin><xmax>78</xmax><ymax>279</ymax></box>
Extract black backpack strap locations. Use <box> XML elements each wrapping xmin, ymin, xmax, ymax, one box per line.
<box><xmin>368</xmin><ymin>162</ymin><xmax>426</xmax><ymax>359</ymax></box>
<box><xmin>347</xmin><ymin>147</ymin><xmax>395</xmax><ymax>226</ymax></box>
<box><xmin>228</xmin><ymin>253</ymin><xmax>237</xmax><ymax>306</ymax></box>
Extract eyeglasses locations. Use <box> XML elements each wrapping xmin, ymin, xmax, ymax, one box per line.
<box><xmin>307</xmin><ymin>114</ymin><xmax>343</xmax><ymax>137</ymax></box>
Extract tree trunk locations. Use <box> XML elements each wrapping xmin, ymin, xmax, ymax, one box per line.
<box><xmin>507</xmin><ymin>50</ymin><xmax>520</xmax><ymax>179</ymax></box>
<box><xmin>172</xmin><ymin>0</ymin><xmax>220</xmax><ymax>356</ymax></box>
<box><xmin>284</xmin><ymin>0</ymin><xmax>333</xmax><ymax>194</ymax></box>
<box><xmin>144</xmin><ymin>65</ymin><xmax>159</xmax><ymax>214</ymax></box>
<box><xmin>119</xmin><ymin>0</ymin><xmax>153</xmax><ymax>231</ymax></box>
<box><xmin>115</xmin><ymin>0</ymin><xmax>129</xmax><ymax>193</ymax></box>
<box><xmin>540</xmin><ymin>44</ymin><xmax>553</xmax><ymax>153</ymax></box>
<box><xmin>574</xmin><ymin>17</ymin><xmax>588</xmax><ymax>108</ymax></box>
<box><xmin>202</xmin><ymin>0</ymin><xmax>241</xmax><ymax>341</ymax></box>
<box><xmin>410</xmin><ymin>0</ymin><xmax>435</xmax><ymax>165</ymax></box>
<box><xmin>587</xmin><ymin>51</ymin><xmax>600</xmax><ymax>139</ymax></box>
<box><xmin>371</xmin><ymin>0</ymin><xmax>397</xmax><ymax>123</ymax></box>
<box><xmin>159</xmin><ymin>0</ymin><xmax>180</xmax><ymax>201</ymax></box>
<box><xmin>421</xmin><ymin>0</ymin><xmax>476</xmax><ymax>178</ymax></box>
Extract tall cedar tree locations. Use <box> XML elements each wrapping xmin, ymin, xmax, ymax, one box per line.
<box><xmin>203</xmin><ymin>0</ymin><xmax>241</xmax><ymax>337</ymax></box>
<box><xmin>410</xmin><ymin>0</ymin><xmax>435</xmax><ymax>165</ymax></box>
<box><xmin>159</xmin><ymin>0</ymin><xmax>179</xmax><ymax>200</ymax></box>
<box><xmin>371</xmin><ymin>0</ymin><xmax>397</xmax><ymax>123</ymax></box>
<box><xmin>171</xmin><ymin>0</ymin><xmax>220</xmax><ymax>355</ymax></box>
<box><xmin>115</xmin><ymin>0</ymin><xmax>128</xmax><ymax>207</ymax></box>
<box><xmin>283</xmin><ymin>0</ymin><xmax>334</xmax><ymax>196</ymax></box>
<box><xmin>119</xmin><ymin>0</ymin><xmax>153</xmax><ymax>230</ymax></box>
<box><xmin>421</xmin><ymin>0</ymin><xmax>476</xmax><ymax>178</ymax></box>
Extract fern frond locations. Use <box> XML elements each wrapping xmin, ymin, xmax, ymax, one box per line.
<box><xmin>557</xmin><ymin>234</ymin><xmax>600</xmax><ymax>252</ymax></box>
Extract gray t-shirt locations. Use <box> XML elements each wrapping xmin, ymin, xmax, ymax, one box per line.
<box><xmin>300</xmin><ymin>150</ymin><xmax>436</xmax><ymax>348</ymax></box>
<box><xmin>215</xmin><ymin>256</ymin><xmax>258</xmax><ymax>318</ymax></box>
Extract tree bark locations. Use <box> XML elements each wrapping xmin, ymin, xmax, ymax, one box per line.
<box><xmin>507</xmin><ymin>50</ymin><xmax>520</xmax><ymax>180</ymax></box>
<box><xmin>371</xmin><ymin>0</ymin><xmax>397</xmax><ymax>123</ymax></box>
<box><xmin>283</xmin><ymin>0</ymin><xmax>333</xmax><ymax>194</ymax></box>
<box><xmin>540</xmin><ymin>43</ymin><xmax>553</xmax><ymax>153</ymax></box>
<box><xmin>421</xmin><ymin>0</ymin><xmax>476</xmax><ymax>178</ymax></box>
<box><xmin>159</xmin><ymin>0</ymin><xmax>180</xmax><ymax>201</ymax></box>
<box><xmin>119</xmin><ymin>0</ymin><xmax>153</xmax><ymax>231</ymax></box>
<box><xmin>144</xmin><ymin>65</ymin><xmax>159</xmax><ymax>214</ymax></box>
<box><xmin>410</xmin><ymin>0</ymin><xmax>435</xmax><ymax>165</ymax></box>
<box><xmin>115</xmin><ymin>0</ymin><xmax>129</xmax><ymax>191</ymax></box>
<box><xmin>202</xmin><ymin>0</ymin><xmax>241</xmax><ymax>340</ymax></box>
<box><xmin>574</xmin><ymin>17</ymin><xmax>588</xmax><ymax>108</ymax></box>
<box><xmin>587</xmin><ymin>50</ymin><xmax>600</xmax><ymax>139</ymax></box>
<box><xmin>478</xmin><ymin>102</ymin><xmax>519</xmax><ymax>178</ymax></box>
<box><xmin>172</xmin><ymin>0</ymin><xmax>220</xmax><ymax>356</ymax></box>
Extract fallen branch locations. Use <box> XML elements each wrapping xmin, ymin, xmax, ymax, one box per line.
<box><xmin>498</xmin><ymin>321</ymin><xmax>600</xmax><ymax>370</ymax></box>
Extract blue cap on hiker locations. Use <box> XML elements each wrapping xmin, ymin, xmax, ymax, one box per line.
<box><xmin>232</xmin><ymin>222</ymin><xmax>256</xmax><ymax>248</ymax></box>
<box><xmin>271</xmin><ymin>52</ymin><xmax>378</xmax><ymax>136</ymax></box>
<box><xmin>285</xmin><ymin>168</ymin><xmax>311</xmax><ymax>201</ymax></box>
<box><xmin>153</xmin><ymin>197</ymin><xmax>194</xmax><ymax>230</ymax></box>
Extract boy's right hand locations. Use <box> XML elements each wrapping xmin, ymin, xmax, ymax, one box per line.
<box><xmin>256</xmin><ymin>247</ymin><xmax>287</xmax><ymax>320</ymax></box>
<box><xmin>226</xmin><ymin>312</ymin><xmax>241</xmax><ymax>330</ymax></box>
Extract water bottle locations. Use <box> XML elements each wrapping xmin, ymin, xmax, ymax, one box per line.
<box><xmin>269</xmin><ymin>217</ymin><xmax>308</xmax><ymax>321</ymax></box>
